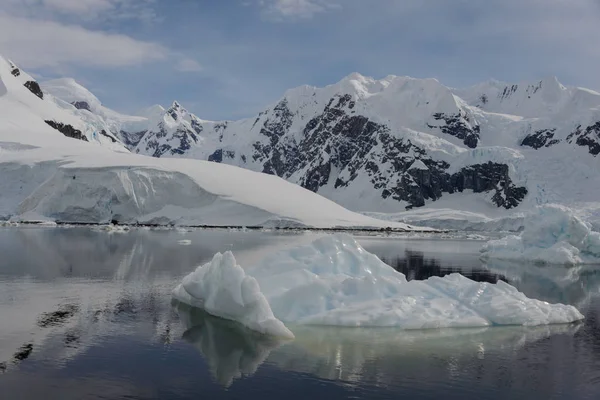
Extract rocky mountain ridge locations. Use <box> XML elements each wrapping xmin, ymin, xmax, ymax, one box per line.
<box><xmin>39</xmin><ymin>69</ymin><xmax>600</xmax><ymax>213</ymax></box>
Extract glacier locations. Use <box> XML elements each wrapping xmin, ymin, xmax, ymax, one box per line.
<box><xmin>173</xmin><ymin>234</ymin><xmax>583</xmax><ymax>336</ymax></box>
<box><xmin>481</xmin><ymin>204</ymin><xmax>600</xmax><ymax>265</ymax></box>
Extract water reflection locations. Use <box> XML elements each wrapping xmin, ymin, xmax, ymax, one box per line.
<box><xmin>175</xmin><ymin>301</ymin><xmax>288</xmax><ymax>387</ymax></box>
<box><xmin>269</xmin><ymin>323</ymin><xmax>582</xmax><ymax>386</ymax></box>
<box><xmin>483</xmin><ymin>259</ymin><xmax>600</xmax><ymax>306</ymax></box>
<box><xmin>0</xmin><ymin>228</ymin><xmax>600</xmax><ymax>399</ymax></box>
<box><xmin>381</xmin><ymin>250</ymin><xmax>508</xmax><ymax>284</ymax></box>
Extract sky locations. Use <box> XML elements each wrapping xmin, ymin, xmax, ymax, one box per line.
<box><xmin>1</xmin><ymin>0</ymin><xmax>600</xmax><ymax>120</ymax></box>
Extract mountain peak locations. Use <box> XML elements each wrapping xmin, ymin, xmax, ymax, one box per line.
<box><xmin>342</xmin><ymin>72</ymin><xmax>368</xmax><ymax>82</ymax></box>
<box><xmin>539</xmin><ymin>75</ymin><xmax>566</xmax><ymax>92</ymax></box>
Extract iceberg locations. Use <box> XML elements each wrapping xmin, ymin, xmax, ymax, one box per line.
<box><xmin>172</xmin><ymin>251</ymin><xmax>295</xmax><ymax>339</ymax></box>
<box><xmin>481</xmin><ymin>204</ymin><xmax>600</xmax><ymax>265</ymax></box>
<box><xmin>174</xmin><ymin>234</ymin><xmax>583</xmax><ymax>336</ymax></box>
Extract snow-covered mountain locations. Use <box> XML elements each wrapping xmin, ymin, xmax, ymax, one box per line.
<box><xmin>6</xmin><ymin>53</ymin><xmax>600</xmax><ymax>227</ymax></box>
<box><xmin>1</xmin><ymin>56</ymin><xmax>411</xmax><ymax>229</ymax></box>
<box><xmin>41</xmin><ymin>70</ymin><xmax>600</xmax><ymax>218</ymax></box>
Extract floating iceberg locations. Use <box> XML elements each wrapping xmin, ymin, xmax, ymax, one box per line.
<box><xmin>481</xmin><ymin>204</ymin><xmax>600</xmax><ymax>265</ymax></box>
<box><xmin>172</xmin><ymin>251</ymin><xmax>295</xmax><ymax>339</ymax></box>
<box><xmin>174</xmin><ymin>234</ymin><xmax>583</xmax><ymax>336</ymax></box>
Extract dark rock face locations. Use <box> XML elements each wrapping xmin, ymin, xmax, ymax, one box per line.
<box><xmin>208</xmin><ymin>149</ymin><xmax>222</xmax><ymax>163</ymax></box>
<box><xmin>99</xmin><ymin>129</ymin><xmax>117</xmax><ymax>143</ymax></box>
<box><xmin>239</xmin><ymin>93</ymin><xmax>525</xmax><ymax>209</ymax></box>
<box><xmin>567</xmin><ymin>123</ymin><xmax>600</xmax><ymax>155</ymax></box>
<box><xmin>380</xmin><ymin>161</ymin><xmax>526</xmax><ymax>210</ymax></box>
<box><xmin>24</xmin><ymin>81</ymin><xmax>43</xmax><ymax>99</ymax></box>
<box><xmin>136</xmin><ymin>123</ymin><xmax>198</xmax><ymax>157</ymax></box>
<box><xmin>72</xmin><ymin>101</ymin><xmax>91</xmax><ymax>111</ymax></box>
<box><xmin>120</xmin><ymin>130</ymin><xmax>147</xmax><ymax>150</ymax></box>
<box><xmin>45</xmin><ymin>120</ymin><xmax>88</xmax><ymax>142</ymax></box>
<box><xmin>10</xmin><ymin>67</ymin><xmax>20</xmax><ymax>77</ymax></box>
<box><xmin>521</xmin><ymin>128</ymin><xmax>560</xmax><ymax>149</ymax></box>
<box><xmin>451</xmin><ymin>163</ymin><xmax>527</xmax><ymax>209</ymax></box>
<box><xmin>427</xmin><ymin>112</ymin><xmax>480</xmax><ymax>148</ymax></box>
<box><xmin>499</xmin><ymin>84</ymin><xmax>519</xmax><ymax>100</ymax></box>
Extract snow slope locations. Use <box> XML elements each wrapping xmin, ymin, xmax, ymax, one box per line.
<box><xmin>0</xmin><ymin>55</ymin><xmax>417</xmax><ymax>229</ymax></box>
<box><xmin>174</xmin><ymin>234</ymin><xmax>583</xmax><ymax>335</ymax></box>
<box><xmin>42</xmin><ymin>78</ymin><xmax>148</xmax><ymax>147</ymax></box>
<box><xmin>42</xmin><ymin>68</ymin><xmax>600</xmax><ymax>229</ymax></box>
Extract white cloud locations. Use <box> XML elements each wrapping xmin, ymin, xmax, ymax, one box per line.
<box><xmin>0</xmin><ymin>13</ymin><xmax>167</xmax><ymax>69</ymax></box>
<box><xmin>42</xmin><ymin>0</ymin><xmax>115</xmax><ymax>16</ymax></box>
<box><xmin>0</xmin><ymin>0</ymin><xmax>159</xmax><ymax>22</ymax></box>
<box><xmin>260</xmin><ymin>0</ymin><xmax>339</xmax><ymax>19</ymax></box>
<box><xmin>176</xmin><ymin>58</ymin><xmax>203</xmax><ymax>73</ymax></box>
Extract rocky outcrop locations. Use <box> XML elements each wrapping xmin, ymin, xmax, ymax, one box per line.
<box><xmin>136</xmin><ymin>124</ymin><xmax>198</xmax><ymax>157</ymax></box>
<box><xmin>521</xmin><ymin>129</ymin><xmax>560</xmax><ymax>149</ymax></box>
<box><xmin>208</xmin><ymin>94</ymin><xmax>526</xmax><ymax>210</ymax></box>
<box><xmin>120</xmin><ymin>130</ymin><xmax>147</xmax><ymax>150</ymax></box>
<box><xmin>567</xmin><ymin>123</ymin><xmax>600</xmax><ymax>155</ymax></box>
<box><xmin>427</xmin><ymin>112</ymin><xmax>480</xmax><ymax>148</ymax></box>
<box><xmin>451</xmin><ymin>163</ymin><xmax>527</xmax><ymax>209</ymax></box>
<box><xmin>99</xmin><ymin>129</ymin><xmax>117</xmax><ymax>143</ymax></box>
<box><xmin>24</xmin><ymin>81</ymin><xmax>43</xmax><ymax>99</ymax></box>
<box><xmin>71</xmin><ymin>101</ymin><xmax>91</xmax><ymax>111</ymax></box>
<box><xmin>45</xmin><ymin>120</ymin><xmax>87</xmax><ymax>142</ymax></box>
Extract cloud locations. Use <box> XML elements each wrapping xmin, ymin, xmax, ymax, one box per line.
<box><xmin>0</xmin><ymin>13</ymin><xmax>167</xmax><ymax>69</ymax></box>
<box><xmin>41</xmin><ymin>0</ymin><xmax>115</xmax><ymax>16</ymax></box>
<box><xmin>259</xmin><ymin>0</ymin><xmax>340</xmax><ymax>19</ymax></box>
<box><xmin>175</xmin><ymin>58</ymin><xmax>203</xmax><ymax>73</ymax></box>
<box><xmin>1</xmin><ymin>0</ymin><xmax>159</xmax><ymax>23</ymax></box>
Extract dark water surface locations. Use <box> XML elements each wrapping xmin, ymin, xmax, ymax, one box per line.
<box><xmin>0</xmin><ymin>227</ymin><xmax>599</xmax><ymax>399</ymax></box>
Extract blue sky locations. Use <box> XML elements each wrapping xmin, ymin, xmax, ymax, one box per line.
<box><xmin>1</xmin><ymin>0</ymin><xmax>600</xmax><ymax>120</ymax></box>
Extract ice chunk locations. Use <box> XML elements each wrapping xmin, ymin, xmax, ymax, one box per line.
<box><xmin>481</xmin><ymin>204</ymin><xmax>600</xmax><ymax>265</ymax></box>
<box><xmin>175</xmin><ymin>234</ymin><xmax>583</xmax><ymax>333</ymax></box>
<box><xmin>172</xmin><ymin>251</ymin><xmax>294</xmax><ymax>339</ymax></box>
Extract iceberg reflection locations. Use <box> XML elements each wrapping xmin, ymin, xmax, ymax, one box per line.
<box><xmin>268</xmin><ymin>323</ymin><xmax>582</xmax><ymax>386</ymax></box>
<box><xmin>174</xmin><ymin>301</ymin><xmax>288</xmax><ymax>387</ymax></box>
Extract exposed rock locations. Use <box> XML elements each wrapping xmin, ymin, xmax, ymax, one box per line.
<box><xmin>208</xmin><ymin>149</ymin><xmax>223</xmax><ymax>163</ymax></box>
<box><xmin>10</xmin><ymin>67</ymin><xmax>20</xmax><ymax>77</ymax></box>
<box><xmin>24</xmin><ymin>81</ymin><xmax>43</xmax><ymax>99</ymax></box>
<box><xmin>451</xmin><ymin>163</ymin><xmax>527</xmax><ymax>209</ymax></box>
<box><xmin>120</xmin><ymin>130</ymin><xmax>147</xmax><ymax>150</ymax></box>
<box><xmin>45</xmin><ymin>120</ymin><xmax>88</xmax><ymax>142</ymax></box>
<box><xmin>71</xmin><ymin>101</ymin><xmax>91</xmax><ymax>111</ymax></box>
<box><xmin>521</xmin><ymin>128</ymin><xmax>560</xmax><ymax>149</ymax></box>
<box><xmin>427</xmin><ymin>112</ymin><xmax>480</xmax><ymax>148</ymax></box>
<box><xmin>567</xmin><ymin>123</ymin><xmax>600</xmax><ymax>155</ymax></box>
<box><xmin>136</xmin><ymin>123</ymin><xmax>198</xmax><ymax>157</ymax></box>
<box><xmin>99</xmin><ymin>129</ymin><xmax>117</xmax><ymax>143</ymax></box>
<box><xmin>242</xmin><ymin>94</ymin><xmax>525</xmax><ymax>209</ymax></box>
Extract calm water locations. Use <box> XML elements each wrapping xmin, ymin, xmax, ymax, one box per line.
<box><xmin>0</xmin><ymin>227</ymin><xmax>599</xmax><ymax>399</ymax></box>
